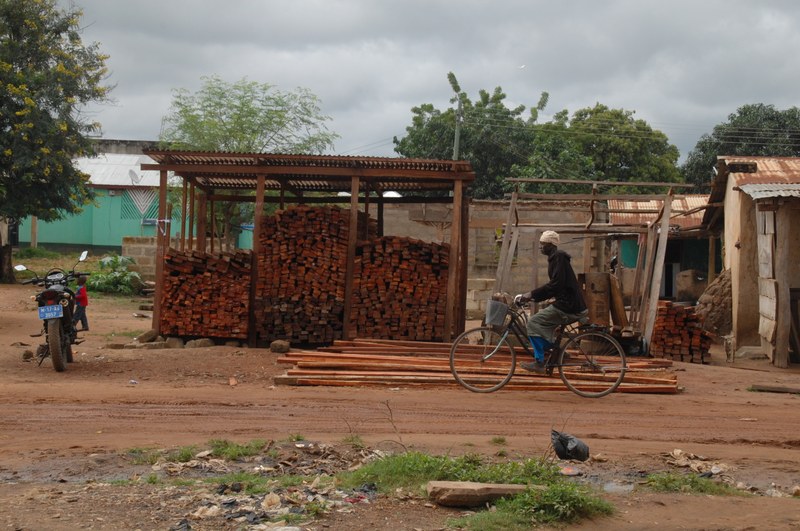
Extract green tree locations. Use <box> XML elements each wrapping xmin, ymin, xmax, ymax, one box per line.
<box><xmin>682</xmin><ymin>103</ymin><xmax>800</xmax><ymax>189</ymax></box>
<box><xmin>393</xmin><ymin>72</ymin><xmax>546</xmax><ymax>199</ymax></box>
<box><xmin>159</xmin><ymin>75</ymin><xmax>339</xmax><ymax>249</ymax></box>
<box><xmin>513</xmin><ymin>104</ymin><xmax>682</xmax><ymax>194</ymax></box>
<box><xmin>0</xmin><ymin>0</ymin><xmax>111</xmax><ymax>282</ymax></box>
<box><xmin>160</xmin><ymin>75</ymin><xmax>338</xmax><ymax>153</ymax></box>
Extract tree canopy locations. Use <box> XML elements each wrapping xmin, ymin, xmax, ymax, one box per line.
<box><xmin>159</xmin><ymin>75</ymin><xmax>339</xmax><ymax>248</ymax></box>
<box><xmin>394</xmin><ymin>74</ymin><xmax>682</xmax><ymax>199</ymax></box>
<box><xmin>0</xmin><ymin>0</ymin><xmax>110</xmax><ymax>223</ymax></box>
<box><xmin>513</xmin><ymin>104</ymin><xmax>682</xmax><ymax>194</ymax></box>
<box><xmin>681</xmin><ymin>103</ymin><xmax>800</xmax><ymax>189</ymax></box>
<box><xmin>159</xmin><ymin>75</ymin><xmax>338</xmax><ymax>153</ymax></box>
<box><xmin>393</xmin><ymin>72</ymin><xmax>544</xmax><ymax>199</ymax></box>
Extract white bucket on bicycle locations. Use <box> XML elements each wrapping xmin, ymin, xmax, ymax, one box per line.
<box><xmin>485</xmin><ymin>299</ymin><xmax>508</xmax><ymax>326</ymax></box>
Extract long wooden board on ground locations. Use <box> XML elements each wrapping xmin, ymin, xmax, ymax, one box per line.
<box><xmin>274</xmin><ymin>338</ymin><xmax>680</xmax><ymax>394</ymax></box>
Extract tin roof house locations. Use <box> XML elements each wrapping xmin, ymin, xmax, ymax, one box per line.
<box><xmin>17</xmin><ymin>150</ymin><xmax>167</xmax><ymax>252</ymax></box>
<box><xmin>703</xmin><ymin>156</ymin><xmax>800</xmax><ymax>367</ymax></box>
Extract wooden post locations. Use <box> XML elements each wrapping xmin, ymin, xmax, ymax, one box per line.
<box><xmin>180</xmin><ymin>179</ymin><xmax>188</xmax><ymax>252</ymax></box>
<box><xmin>493</xmin><ymin>190</ymin><xmax>518</xmax><ymax>294</ymax></box>
<box><xmin>457</xmin><ymin>195</ymin><xmax>470</xmax><ymax>335</ymax></box>
<box><xmin>209</xmin><ymin>198</ymin><xmax>215</xmax><ymax>254</ymax></box>
<box><xmin>188</xmin><ymin>182</ymin><xmax>195</xmax><ymax>252</ymax></box>
<box><xmin>774</xmin><ymin>205</ymin><xmax>791</xmax><ymax>368</ymax></box>
<box><xmin>643</xmin><ymin>195</ymin><xmax>673</xmax><ymax>350</ymax></box>
<box><xmin>152</xmin><ymin>169</ymin><xmax>169</xmax><ymax>336</ymax></box>
<box><xmin>248</xmin><ymin>175</ymin><xmax>265</xmax><ymax>347</ymax></box>
<box><xmin>342</xmin><ymin>176</ymin><xmax>360</xmax><ymax>340</ymax></box>
<box><xmin>445</xmin><ymin>180</ymin><xmax>464</xmax><ymax>341</ymax></box>
<box><xmin>197</xmin><ymin>190</ymin><xmax>207</xmax><ymax>253</ymax></box>
<box><xmin>30</xmin><ymin>216</ymin><xmax>38</xmax><ymax>249</ymax></box>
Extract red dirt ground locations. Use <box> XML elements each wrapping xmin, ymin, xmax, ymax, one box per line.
<box><xmin>1</xmin><ymin>282</ymin><xmax>800</xmax><ymax>530</ymax></box>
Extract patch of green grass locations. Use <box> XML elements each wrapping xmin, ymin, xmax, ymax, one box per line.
<box><xmin>208</xmin><ymin>439</ymin><xmax>268</xmax><ymax>461</ymax></box>
<box><xmin>644</xmin><ymin>472</ymin><xmax>745</xmax><ymax>495</ymax></box>
<box><xmin>451</xmin><ymin>482</ymin><xmax>614</xmax><ymax>529</ymax></box>
<box><xmin>126</xmin><ymin>447</ymin><xmax>161</xmax><ymax>466</ymax></box>
<box><xmin>495</xmin><ymin>449</ymin><xmax>508</xmax><ymax>458</ymax></box>
<box><xmin>338</xmin><ymin>451</ymin><xmax>561</xmax><ymax>494</ymax></box>
<box><xmin>287</xmin><ymin>433</ymin><xmax>306</xmax><ymax>442</ymax></box>
<box><xmin>145</xmin><ymin>473</ymin><xmax>160</xmax><ymax>485</ymax></box>
<box><xmin>491</xmin><ymin>436</ymin><xmax>507</xmax><ymax>446</ymax></box>
<box><xmin>13</xmin><ymin>247</ymin><xmax>62</xmax><ymax>260</ymax></box>
<box><xmin>165</xmin><ymin>445</ymin><xmax>198</xmax><ymax>463</ymax></box>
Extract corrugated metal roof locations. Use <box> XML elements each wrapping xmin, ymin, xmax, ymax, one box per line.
<box><xmin>703</xmin><ymin>156</ymin><xmax>800</xmax><ymax>227</ymax></box>
<box><xmin>75</xmin><ymin>153</ymin><xmax>160</xmax><ymax>187</ymax></box>
<box><xmin>141</xmin><ymin>149</ymin><xmax>475</xmax><ymax>195</ymax></box>
<box><xmin>738</xmin><ymin>183</ymin><xmax>800</xmax><ymax>199</ymax></box>
<box><xmin>607</xmin><ymin>195</ymin><xmax>709</xmax><ymax>229</ymax></box>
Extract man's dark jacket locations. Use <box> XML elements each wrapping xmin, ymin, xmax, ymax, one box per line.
<box><xmin>529</xmin><ymin>250</ymin><xmax>587</xmax><ymax>314</ymax></box>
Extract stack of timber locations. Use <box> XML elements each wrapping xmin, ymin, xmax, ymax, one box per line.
<box><xmin>275</xmin><ymin>339</ymin><xmax>680</xmax><ymax>394</ymax></box>
<box><xmin>254</xmin><ymin>206</ymin><xmax>373</xmax><ymax>345</ymax></box>
<box><xmin>160</xmin><ymin>249</ymin><xmax>252</xmax><ymax>339</ymax></box>
<box><xmin>650</xmin><ymin>301</ymin><xmax>714</xmax><ymax>363</ymax></box>
<box><xmin>254</xmin><ymin>205</ymin><xmax>451</xmax><ymax>346</ymax></box>
<box><xmin>352</xmin><ymin>237</ymin><xmax>449</xmax><ymax>342</ymax></box>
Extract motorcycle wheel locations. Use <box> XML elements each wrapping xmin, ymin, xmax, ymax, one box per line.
<box><xmin>47</xmin><ymin>320</ymin><xmax>66</xmax><ymax>372</ymax></box>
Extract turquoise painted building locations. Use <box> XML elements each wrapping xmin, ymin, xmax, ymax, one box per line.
<box><xmin>17</xmin><ymin>153</ymin><xmax>166</xmax><ymax>251</ymax></box>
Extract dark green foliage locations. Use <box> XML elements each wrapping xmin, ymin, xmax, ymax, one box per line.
<box><xmin>0</xmin><ymin>0</ymin><xmax>111</xmax><ymax>222</ymax></box>
<box><xmin>86</xmin><ymin>255</ymin><xmax>142</xmax><ymax>295</ymax></box>
<box><xmin>682</xmin><ymin>103</ymin><xmax>800</xmax><ymax>190</ymax></box>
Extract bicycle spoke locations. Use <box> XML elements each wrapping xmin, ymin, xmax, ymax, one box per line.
<box><xmin>450</xmin><ymin>326</ymin><xmax>516</xmax><ymax>393</ymax></box>
<box><xmin>558</xmin><ymin>331</ymin><xmax>626</xmax><ymax>398</ymax></box>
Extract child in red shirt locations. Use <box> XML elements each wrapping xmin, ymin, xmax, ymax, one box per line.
<box><xmin>72</xmin><ymin>275</ymin><xmax>89</xmax><ymax>331</ymax></box>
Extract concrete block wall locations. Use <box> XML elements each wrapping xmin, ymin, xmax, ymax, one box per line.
<box><xmin>122</xmin><ymin>236</ymin><xmax>179</xmax><ymax>281</ymax></box>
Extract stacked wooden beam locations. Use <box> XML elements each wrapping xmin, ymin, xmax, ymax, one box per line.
<box><xmin>254</xmin><ymin>206</ymin><xmax>370</xmax><ymax>345</ymax></box>
<box><xmin>254</xmin><ymin>205</ymin><xmax>451</xmax><ymax>346</ymax></box>
<box><xmin>275</xmin><ymin>339</ymin><xmax>680</xmax><ymax>394</ymax></box>
<box><xmin>650</xmin><ymin>301</ymin><xmax>714</xmax><ymax>363</ymax></box>
<box><xmin>352</xmin><ymin>237</ymin><xmax>449</xmax><ymax>342</ymax></box>
<box><xmin>160</xmin><ymin>249</ymin><xmax>252</xmax><ymax>339</ymax></box>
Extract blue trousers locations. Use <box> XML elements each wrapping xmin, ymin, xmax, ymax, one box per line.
<box><xmin>73</xmin><ymin>305</ymin><xmax>89</xmax><ymax>330</ymax></box>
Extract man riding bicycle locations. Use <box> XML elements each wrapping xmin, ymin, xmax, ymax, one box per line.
<box><xmin>515</xmin><ymin>230</ymin><xmax>588</xmax><ymax>373</ymax></box>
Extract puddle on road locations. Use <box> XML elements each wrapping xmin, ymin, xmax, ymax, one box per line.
<box><xmin>603</xmin><ymin>481</ymin><xmax>635</xmax><ymax>493</ymax></box>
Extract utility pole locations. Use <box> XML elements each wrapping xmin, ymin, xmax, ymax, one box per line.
<box><xmin>452</xmin><ymin>95</ymin><xmax>462</xmax><ymax>160</ymax></box>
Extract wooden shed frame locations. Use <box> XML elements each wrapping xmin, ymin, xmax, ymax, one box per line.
<box><xmin>494</xmin><ymin>178</ymin><xmax>701</xmax><ymax>352</ymax></box>
<box><xmin>141</xmin><ymin>150</ymin><xmax>475</xmax><ymax>346</ymax></box>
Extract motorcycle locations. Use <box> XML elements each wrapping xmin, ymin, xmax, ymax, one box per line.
<box><xmin>14</xmin><ymin>251</ymin><xmax>90</xmax><ymax>372</ymax></box>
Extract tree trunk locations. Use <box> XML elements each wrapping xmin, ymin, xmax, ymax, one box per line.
<box><xmin>0</xmin><ymin>245</ymin><xmax>14</xmax><ymax>284</ymax></box>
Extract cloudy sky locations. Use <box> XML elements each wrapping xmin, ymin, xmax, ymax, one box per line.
<box><xmin>61</xmin><ymin>0</ymin><xmax>800</xmax><ymax>162</ymax></box>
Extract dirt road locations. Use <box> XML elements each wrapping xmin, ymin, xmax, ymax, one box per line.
<box><xmin>1</xmin><ymin>283</ymin><xmax>799</xmax><ymax>530</ymax></box>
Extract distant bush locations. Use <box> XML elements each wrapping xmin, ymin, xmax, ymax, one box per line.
<box><xmin>86</xmin><ymin>255</ymin><xmax>143</xmax><ymax>295</ymax></box>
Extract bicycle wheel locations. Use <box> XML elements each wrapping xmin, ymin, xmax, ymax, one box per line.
<box><xmin>450</xmin><ymin>326</ymin><xmax>516</xmax><ymax>393</ymax></box>
<box><xmin>558</xmin><ymin>331</ymin><xmax>626</xmax><ymax>398</ymax></box>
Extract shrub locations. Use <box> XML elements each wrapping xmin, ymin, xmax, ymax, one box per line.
<box><xmin>86</xmin><ymin>255</ymin><xmax>143</xmax><ymax>295</ymax></box>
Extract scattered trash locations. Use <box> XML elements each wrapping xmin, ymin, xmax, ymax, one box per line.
<box><xmin>128</xmin><ymin>379</ymin><xmax>138</xmax><ymax>385</ymax></box>
<box><xmin>559</xmin><ymin>466</ymin><xmax>582</xmax><ymax>476</ymax></box>
<box><xmin>551</xmin><ymin>430</ymin><xmax>589</xmax><ymax>461</ymax></box>
<box><xmin>664</xmin><ymin>449</ymin><xmax>731</xmax><ymax>476</ymax></box>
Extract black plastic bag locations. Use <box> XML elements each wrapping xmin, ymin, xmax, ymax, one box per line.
<box><xmin>551</xmin><ymin>429</ymin><xmax>589</xmax><ymax>461</ymax></box>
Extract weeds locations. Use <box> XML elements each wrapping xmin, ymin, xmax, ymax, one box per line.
<box><xmin>338</xmin><ymin>451</ymin><xmax>561</xmax><ymax>494</ymax></box>
<box><xmin>209</xmin><ymin>439</ymin><xmax>268</xmax><ymax>460</ymax></box>
<box><xmin>126</xmin><ymin>447</ymin><xmax>160</xmax><ymax>466</ymax></box>
<box><xmin>491</xmin><ymin>436</ymin><xmax>507</xmax><ymax>446</ymax></box>
<box><xmin>165</xmin><ymin>445</ymin><xmax>198</xmax><ymax>463</ymax></box>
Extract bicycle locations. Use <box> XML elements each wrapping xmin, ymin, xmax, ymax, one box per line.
<box><xmin>449</xmin><ymin>298</ymin><xmax>627</xmax><ymax>398</ymax></box>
